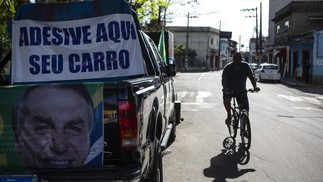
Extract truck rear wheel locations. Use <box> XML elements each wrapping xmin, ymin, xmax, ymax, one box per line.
<box><xmin>153</xmin><ymin>138</ymin><xmax>163</xmax><ymax>182</ymax></box>
<box><xmin>143</xmin><ymin>137</ymin><xmax>163</xmax><ymax>182</ymax></box>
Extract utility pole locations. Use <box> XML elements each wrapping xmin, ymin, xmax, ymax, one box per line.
<box><xmin>218</xmin><ymin>20</ymin><xmax>221</xmax><ymax>70</ymax></box>
<box><xmin>239</xmin><ymin>35</ymin><xmax>241</xmax><ymax>52</ymax></box>
<box><xmin>259</xmin><ymin>2</ymin><xmax>262</xmax><ymax>64</ymax></box>
<box><xmin>241</xmin><ymin>6</ymin><xmax>259</xmax><ymax>64</ymax></box>
<box><xmin>185</xmin><ymin>12</ymin><xmax>189</xmax><ymax>71</ymax></box>
<box><xmin>256</xmin><ymin>7</ymin><xmax>259</xmax><ymax>61</ymax></box>
<box><xmin>184</xmin><ymin>12</ymin><xmax>198</xmax><ymax>71</ymax></box>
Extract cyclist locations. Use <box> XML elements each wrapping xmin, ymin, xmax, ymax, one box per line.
<box><xmin>222</xmin><ymin>52</ymin><xmax>260</xmax><ymax>125</ymax></box>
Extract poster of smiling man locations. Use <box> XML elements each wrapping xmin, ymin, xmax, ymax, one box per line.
<box><xmin>0</xmin><ymin>83</ymin><xmax>104</xmax><ymax>171</ymax></box>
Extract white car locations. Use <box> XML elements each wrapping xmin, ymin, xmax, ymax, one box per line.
<box><xmin>254</xmin><ymin>63</ymin><xmax>281</xmax><ymax>82</ymax></box>
<box><xmin>248</xmin><ymin>63</ymin><xmax>258</xmax><ymax>74</ymax></box>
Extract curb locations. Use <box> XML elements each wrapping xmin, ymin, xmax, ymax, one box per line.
<box><xmin>281</xmin><ymin>79</ymin><xmax>323</xmax><ymax>94</ymax></box>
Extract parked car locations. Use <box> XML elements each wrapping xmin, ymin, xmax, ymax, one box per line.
<box><xmin>248</xmin><ymin>63</ymin><xmax>258</xmax><ymax>74</ymax></box>
<box><xmin>254</xmin><ymin>63</ymin><xmax>281</xmax><ymax>82</ymax></box>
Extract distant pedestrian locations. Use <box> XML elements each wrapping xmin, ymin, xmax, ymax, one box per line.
<box><xmin>294</xmin><ymin>64</ymin><xmax>303</xmax><ymax>86</ymax></box>
<box><xmin>304</xmin><ymin>59</ymin><xmax>310</xmax><ymax>83</ymax></box>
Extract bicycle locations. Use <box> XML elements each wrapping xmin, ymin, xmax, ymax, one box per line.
<box><xmin>225</xmin><ymin>88</ymin><xmax>259</xmax><ymax>150</ymax></box>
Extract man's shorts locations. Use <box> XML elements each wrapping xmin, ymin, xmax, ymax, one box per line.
<box><xmin>223</xmin><ymin>90</ymin><xmax>249</xmax><ymax>111</ymax></box>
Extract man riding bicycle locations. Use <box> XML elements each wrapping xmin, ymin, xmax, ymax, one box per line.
<box><xmin>222</xmin><ymin>52</ymin><xmax>260</xmax><ymax>125</ymax></box>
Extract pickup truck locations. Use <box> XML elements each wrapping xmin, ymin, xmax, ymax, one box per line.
<box><xmin>0</xmin><ymin>0</ymin><xmax>180</xmax><ymax>181</ymax></box>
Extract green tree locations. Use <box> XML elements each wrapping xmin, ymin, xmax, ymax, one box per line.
<box><xmin>0</xmin><ymin>0</ymin><xmax>16</xmax><ymax>58</ymax></box>
<box><xmin>174</xmin><ymin>44</ymin><xmax>196</xmax><ymax>58</ymax></box>
<box><xmin>174</xmin><ymin>44</ymin><xmax>185</xmax><ymax>56</ymax></box>
<box><xmin>128</xmin><ymin>0</ymin><xmax>172</xmax><ymax>30</ymax></box>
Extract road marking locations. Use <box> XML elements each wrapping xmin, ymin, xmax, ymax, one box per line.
<box><xmin>177</xmin><ymin>91</ymin><xmax>218</xmax><ymax>111</ymax></box>
<box><xmin>180</xmin><ymin>103</ymin><xmax>219</xmax><ymax>111</ymax></box>
<box><xmin>198</xmin><ymin>73</ymin><xmax>206</xmax><ymax>81</ymax></box>
<box><xmin>196</xmin><ymin>91</ymin><xmax>212</xmax><ymax>103</ymax></box>
<box><xmin>177</xmin><ymin>91</ymin><xmax>212</xmax><ymax>103</ymax></box>
<box><xmin>277</xmin><ymin>94</ymin><xmax>323</xmax><ymax>110</ymax></box>
<box><xmin>177</xmin><ymin>91</ymin><xmax>188</xmax><ymax>99</ymax></box>
<box><xmin>277</xmin><ymin>94</ymin><xmax>322</xmax><ymax>104</ymax></box>
<box><xmin>292</xmin><ymin>107</ymin><xmax>323</xmax><ymax>111</ymax></box>
<box><xmin>277</xmin><ymin>94</ymin><xmax>303</xmax><ymax>102</ymax></box>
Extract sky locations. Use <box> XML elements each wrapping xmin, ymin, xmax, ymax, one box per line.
<box><xmin>28</xmin><ymin>0</ymin><xmax>268</xmax><ymax>51</ymax></box>
<box><xmin>167</xmin><ymin>0</ymin><xmax>269</xmax><ymax>51</ymax></box>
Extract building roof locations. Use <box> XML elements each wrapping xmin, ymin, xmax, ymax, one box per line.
<box><xmin>167</xmin><ymin>26</ymin><xmax>219</xmax><ymax>33</ymax></box>
<box><xmin>272</xmin><ymin>1</ymin><xmax>323</xmax><ymax>22</ymax></box>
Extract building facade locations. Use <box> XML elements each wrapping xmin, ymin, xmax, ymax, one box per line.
<box><xmin>167</xmin><ymin>26</ymin><xmax>220</xmax><ymax>71</ymax></box>
<box><xmin>167</xmin><ymin>26</ymin><xmax>235</xmax><ymax>71</ymax></box>
<box><xmin>269</xmin><ymin>1</ymin><xmax>323</xmax><ymax>84</ymax></box>
<box><xmin>267</xmin><ymin>0</ymin><xmax>313</xmax><ymax>59</ymax></box>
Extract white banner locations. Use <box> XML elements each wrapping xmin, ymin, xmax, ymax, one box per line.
<box><xmin>12</xmin><ymin>14</ymin><xmax>145</xmax><ymax>83</ymax></box>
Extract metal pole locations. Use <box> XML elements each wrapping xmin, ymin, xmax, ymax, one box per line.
<box><xmin>218</xmin><ymin>21</ymin><xmax>221</xmax><ymax>70</ymax></box>
<box><xmin>239</xmin><ymin>35</ymin><xmax>241</xmax><ymax>52</ymax></box>
<box><xmin>255</xmin><ymin>7</ymin><xmax>259</xmax><ymax>63</ymax></box>
<box><xmin>259</xmin><ymin>2</ymin><xmax>262</xmax><ymax>64</ymax></box>
<box><xmin>185</xmin><ymin>12</ymin><xmax>189</xmax><ymax>71</ymax></box>
<box><xmin>241</xmin><ymin>7</ymin><xmax>259</xmax><ymax>63</ymax></box>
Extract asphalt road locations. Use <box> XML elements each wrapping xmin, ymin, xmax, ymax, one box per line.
<box><xmin>163</xmin><ymin>71</ymin><xmax>323</xmax><ymax>182</ymax></box>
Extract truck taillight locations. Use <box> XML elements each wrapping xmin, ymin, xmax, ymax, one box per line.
<box><xmin>118</xmin><ymin>101</ymin><xmax>138</xmax><ymax>148</ymax></box>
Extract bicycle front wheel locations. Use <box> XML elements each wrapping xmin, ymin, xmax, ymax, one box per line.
<box><xmin>240</xmin><ymin>113</ymin><xmax>251</xmax><ymax>150</ymax></box>
<box><xmin>228</xmin><ymin>108</ymin><xmax>238</xmax><ymax>138</ymax></box>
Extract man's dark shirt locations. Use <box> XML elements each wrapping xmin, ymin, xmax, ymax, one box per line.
<box><xmin>222</xmin><ymin>61</ymin><xmax>253</xmax><ymax>93</ymax></box>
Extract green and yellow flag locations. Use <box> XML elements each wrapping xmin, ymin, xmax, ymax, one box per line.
<box><xmin>158</xmin><ymin>27</ymin><xmax>167</xmax><ymax>64</ymax></box>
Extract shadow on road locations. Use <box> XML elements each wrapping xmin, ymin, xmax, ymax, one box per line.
<box><xmin>203</xmin><ymin>145</ymin><xmax>255</xmax><ymax>182</ymax></box>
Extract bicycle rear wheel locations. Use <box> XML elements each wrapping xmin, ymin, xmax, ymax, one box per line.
<box><xmin>240</xmin><ymin>113</ymin><xmax>251</xmax><ymax>150</ymax></box>
<box><xmin>227</xmin><ymin>108</ymin><xmax>238</xmax><ymax>138</ymax></box>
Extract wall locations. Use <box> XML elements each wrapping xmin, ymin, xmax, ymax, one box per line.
<box><xmin>313</xmin><ymin>31</ymin><xmax>323</xmax><ymax>84</ymax></box>
<box><xmin>168</xmin><ymin>26</ymin><xmax>220</xmax><ymax>69</ymax></box>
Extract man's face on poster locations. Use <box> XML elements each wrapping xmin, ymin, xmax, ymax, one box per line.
<box><xmin>15</xmin><ymin>86</ymin><xmax>93</xmax><ymax>168</ymax></box>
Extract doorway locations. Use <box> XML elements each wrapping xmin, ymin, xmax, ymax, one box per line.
<box><xmin>302</xmin><ymin>50</ymin><xmax>310</xmax><ymax>83</ymax></box>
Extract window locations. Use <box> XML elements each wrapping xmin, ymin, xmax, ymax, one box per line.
<box><xmin>285</xmin><ymin>21</ymin><xmax>289</xmax><ymax>28</ymax></box>
<box><xmin>210</xmin><ymin>38</ymin><xmax>214</xmax><ymax>45</ymax></box>
<box><xmin>145</xmin><ymin>34</ymin><xmax>167</xmax><ymax>76</ymax></box>
<box><xmin>264</xmin><ymin>65</ymin><xmax>278</xmax><ymax>70</ymax></box>
<box><xmin>276</xmin><ymin>25</ymin><xmax>281</xmax><ymax>34</ymax></box>
<box><xmin>284</xmin><ymin>21</ymin><xmax>289</xmax><ymax>32</ymax></box>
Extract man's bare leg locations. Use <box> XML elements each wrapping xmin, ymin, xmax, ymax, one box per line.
<box><xmin>224</xmin><ymin>98</ymin><xmax>231</xmax><ymax>125</ymax></box>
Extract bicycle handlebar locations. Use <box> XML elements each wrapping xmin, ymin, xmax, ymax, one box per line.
<box><xmin>223</xmin><ymin>87</ymin><xmax>260</xmax><ymax>94</ymax></box>
<box><xmin>248</xmin><ymin>87</ymin><xmax>260</xmax><ymax>92</ymax></box>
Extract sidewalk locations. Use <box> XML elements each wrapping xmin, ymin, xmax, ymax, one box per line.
<box><xmin>281</xmin><ymin>78</ymin><xmax>323</xmax><ymax>95</ymax></box>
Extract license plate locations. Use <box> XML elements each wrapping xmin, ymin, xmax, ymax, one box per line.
<box><xmin>0</xmin><ymin>176</ymin><xmax>37</xmax><ymax>182</ymax></box>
